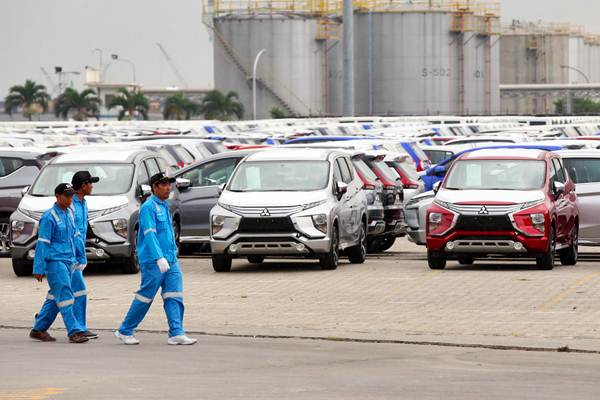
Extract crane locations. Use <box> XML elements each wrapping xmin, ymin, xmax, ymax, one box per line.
<box><xmin>40</xmin><ymin>67</ymin><xmax>59</xmax><ymax>97</ymax></box>
<box><xmin>156</xmin><ymin>42</ymin><xmax>189</xmax><ymax>89</ymax></box>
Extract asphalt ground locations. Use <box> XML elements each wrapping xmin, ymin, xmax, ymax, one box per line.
<box><xmin>2</xmin><ymin>241</ymin><xmax>600</xmax><ymax>398</ymax></box>
<box><xmin>1</xmin><ymin>328</ymin><xmax>600</xmax><ymax>400</ymax></box>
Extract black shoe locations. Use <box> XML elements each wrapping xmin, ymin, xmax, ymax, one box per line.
<box><xmin>83</xmin><ymin>330</ymin><xmax>99</xmax><ymax>339</ymax></box>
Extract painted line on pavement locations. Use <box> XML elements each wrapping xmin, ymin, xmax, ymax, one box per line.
<box><xmin>538</xmin><ymin>272</ymin><xmax>600</xmax><ymax>311</ymax></box>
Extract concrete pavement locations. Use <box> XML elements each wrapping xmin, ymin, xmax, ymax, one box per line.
<box><xmin>1</xmin><ymin>328</ymin><xmax>600</xmax><ymax>400</ymax></box>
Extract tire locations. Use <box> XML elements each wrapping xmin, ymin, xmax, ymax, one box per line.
<box><xmin>427</xmin><ymin>251</ymin><xmax>447</xmax><ymax>270</ymax></box>
<box><xmin>122</xmin><ymin>227</ymin><xmax>140</xmax><ymax>274</ymax></box>
<box><xmin>347</xmin><ymin>223</ymin><xmax>367</xmax><ymax>264</ymax></box>
<box><xmin>457</xmin><ymin>256</ymin><xmax>474</xmax><ymax>265</ymax></box>
<box><xmin>247</xmin><ymin>255</ymin><xmax>265</xmax><ymax>264</ymax></box>
<box><xmin>12</xmin><ymin>259</ymin><xmax>33</xmax><ymax>277</ymax></box>
<box><xmin>559</xmin><ymin>225</ymin><xmax>578</xmax><ymax>266</ymax></box>
<box><xmin>173</xmin><ymin>219</ymin><xmax>181</xmax><ymax>252</ymax></box>
<box><xmin>212</xmin><ymin>255</ymin><xmax>232</xmax><ymax>272</ymax></box>
<box><xmin>367</xmin><ymin>238</ymin><xmax>383</xmax><ymax>254</ymax></box>
<box><xmin>536</xmin><ymin>228</ymin><xmax>555</xmax><ymax>270</ymax></box>
<box><xmin>319</xmin><ymin>225</ymin><xmax>339</xmax><ymax>270</ymax></box>
<box><xmin>378</xmin><ymin>235</ymin><xmax>396</xmax><ymax>252</ymax></box>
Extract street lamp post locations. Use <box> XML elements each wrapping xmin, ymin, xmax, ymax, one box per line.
<box><xmin>111</xmin><ymin>54</ymin><xmax>137</xmax><ymax>85</ymax></box>
<box><xmin>252</xmin><ymin>48</ymin><xmax>267</xmax><ymax>120</ymax></box>
<box><xmin>93</xmin><ymin>48</ymin><xmax>104</xmax><ymax>82</ymax></box>
<box><xmin>560</xmin><ymin>65</ymin><xmax>591</xmax><ymax>115</ymax></box>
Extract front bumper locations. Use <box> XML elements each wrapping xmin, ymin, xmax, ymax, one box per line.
<box><xmin>11</xmin><ymin>240</ymin><xmax>132</xmax><ymax>262</ymax></box>
<box><xmin>427</xmin><ymin>230</ymin><xmax>549</xmax><ymax>255</ymax></box>
<box><xmin>211</xmin><ymin>233</ymin><xmax>331</xmax><ymax>257</ymax></box>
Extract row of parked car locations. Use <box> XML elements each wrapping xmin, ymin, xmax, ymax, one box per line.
<box><xmin>4</xmin><ymin>116</ymin><xmax>600</xmax><ymax>275</ymax></box>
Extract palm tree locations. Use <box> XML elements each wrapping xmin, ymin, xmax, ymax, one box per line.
<box><xmin>4</xmin><ymin>80</ymin><xmax>51</xmax><ymax>120</ymax></box>
<box><xmin>54</xmin><ymin>88</ymin><xmax>101</xmax><ymax>121</ymax></box>
<box><xmin>200</xmin><ymin>90</ymin><xmax>244</xmax><ymax>120</ymax></box>
<box><xmin>163</xmin><ymin>92</ymin><xmax>200</xmax><ymax>120</ymax></box>
<box><xmin>107</xmin><ymin>88</ymin><xmax>149</xmax><ymax>120</ymax></box>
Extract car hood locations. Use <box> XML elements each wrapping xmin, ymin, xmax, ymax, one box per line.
<box><xmin>436</xmin><ymin>189</ymin><xmax>544</xmax><ymax>205</ymax></box>
<box><xmin>220</xmin><ymin>190</ymin><xmax>327</xmax><ymax>207</ymax></box>
<box><xmin>19</xmin><ymin>195</ymin><xmax>129</xmax><ymax>212</ymax></box>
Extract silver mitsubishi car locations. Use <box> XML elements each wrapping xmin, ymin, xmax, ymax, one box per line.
<box><xmin>10</xmin><ymin>148</ymin><xmax>182</xmax><ymax>276</ymax></box>
<box><xmin>210</xmin><ymin>149</ymin><xmax>368</xmax><ymax>272</ymax></box>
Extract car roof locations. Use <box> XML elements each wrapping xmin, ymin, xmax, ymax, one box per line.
<box><xmin>460</xmin><ymin>148</ymin><xmax>549</xmax><ymax>160</ymax></box>
<box><xmin>556</xmin><ymin>149</ymin><xmax>600</xmax><ymax>158</ymax></box>
<box><xmin>246</xmin><ymin>148</ymin><xmax>337</xmax><ymax>161</ymax></box>
<box><xmin>50</xmin><ymin>148</ymin><xmax>152</xmax><ymax>164</ymax></box>
<box><xmin>174</xmin><ymin>149</ymin><xmax>261</xmax><ymax>175</ymax></box>
<box><xmin>0</xmin><ymin>148</ymin><xmax>53</xmax><ymax>158</ymax></box>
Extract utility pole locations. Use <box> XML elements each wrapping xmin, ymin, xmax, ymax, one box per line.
<box><xmin>342</xmin><ymin>0</ymin><xmax>355</xmax><ymax>116</ymax></box>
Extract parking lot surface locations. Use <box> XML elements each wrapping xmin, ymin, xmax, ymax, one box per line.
<box><xmin>4</xmin><ymin>241</ymin><xmax>600</xmax><ymax>351</ymax></box>
<box><xmin>2</xmin><ymin>327</ymin><xmax>600</xmax><ymax>400</ymax></box>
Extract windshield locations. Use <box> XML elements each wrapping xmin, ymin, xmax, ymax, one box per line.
<box><xmin>353</xmin><ymin>159</ymin><xmax>378</xmax><ymax>182</ymax></box>
<box><xmin>31</xmin><ymin>163</ymin><xmax>134</xmax><ymax>196</ymax></box>
<box><xmin>445</xmin><ymin>160</ymin><xmax>546</xmax><ymax>190</ymax></box>
<box><xmin>228</xmin><ymin>161</ymin><xmax>330</xmax><ymax>192</ymax></box>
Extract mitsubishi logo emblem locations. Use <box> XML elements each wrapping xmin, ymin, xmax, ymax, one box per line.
<box><xmin>260</xmin><ymin>208</ymin><xmax>271</xmax><ymax>217</ymax></box>
<box><xmin>478</xmin><ymin>206</ymin><xmax>489</xmax><ymax>215</ymax></box>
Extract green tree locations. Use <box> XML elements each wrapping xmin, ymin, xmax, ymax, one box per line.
<box><xmin>107</xmin><ymin>88</ymin><xmax>149</xmax><ymax>120</ymax></box>
<box><xmin>555</xmin><ymin>97</ymin><xmax>600</xmax><ymax>115</ymax></box>
<box><xmin>270</xmin><ymin>106</ymin><xmax>286</xmax><ymax>119</ymax></box>
<box><xmin>4</xmin><ymin>80</ymin><xmax>51</xmax><ymax>120</ymax></box>
<box><xmin>200</xmin><ymin>90</ymin><xmax>244</xmax><ymax>120</ymax></box>
<box><xmin>54</xmin><ymin>88</ymin><xmax>101</xmax><ymax>121</ymax></box>
<box><xmin>163</xmin><ymin>92</ymin><xmax>200</xmax><ymax>120</ymax></box>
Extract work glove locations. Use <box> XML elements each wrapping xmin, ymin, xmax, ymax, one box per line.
<box><xmin>77</xmin><ymin>264</ymin><xmax>87</xmax><ymax>272</ymax></box>
<box><xmin>157</xmin><ymin>257</ymin><xmax>170</xmax><ymax>273</ymax></box>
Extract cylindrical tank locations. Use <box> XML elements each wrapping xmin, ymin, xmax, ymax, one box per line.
<box><xmin>352</xmin><ymin>9</ymin><xmax>500</xmax><ymax>116</ymax></box>
<box><xmin>214</xmin><ymin>16</ymin><xmax>327</xmax><ymax>119</ymax></box>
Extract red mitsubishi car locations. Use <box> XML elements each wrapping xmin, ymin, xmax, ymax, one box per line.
<box><xmin>426</xmin><ymin>148</ymin><xmax>579</xmax><ymax>270</ymax></box>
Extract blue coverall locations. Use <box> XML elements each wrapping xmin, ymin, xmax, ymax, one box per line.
<box><xmin>118</xmin><ymin>195</ymin><xmax>185</xmax><ymax>337</ymax></box>
<box><xmin>71</xmin><ymin>195</ymin><xmax>89</xmax><ymax>331</ymax></box>
<box><xmin>32</xmin><ymin>204</ymin><xmax>85</xmax><ymax>336</ymax></box>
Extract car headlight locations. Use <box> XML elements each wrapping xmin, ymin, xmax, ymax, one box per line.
<box><xmin>302</xmin><ymin>200</ymin><xmax>326</xmax><ymax>211</ymax></box>
<box><xmin>217</xmin><ymin>202</ymin><xmax>233</xmax><ymax>212</ymax></box>
<box><xmin>211</xmin><ymin>215</ymin><xmax>240</xmax><ymax>237</ymax></box>
<box><xmin>311</xmin><ymin>214</ymin><xmax>328</xmax><ymax>234</ymax></box>
<box><xmin>11</xmin><ymin>220</ymin><xmax>25</xmax><ymax>236</ymax></box>
<box><xmin>112</xmin><ymin>219</ymin><xmax>128</xmax><ymax>239</ymax></box>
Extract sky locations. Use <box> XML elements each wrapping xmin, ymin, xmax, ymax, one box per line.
<box><xmin>1</xmin><ymin>0</ymin><xmax>598</xmax><ymax>97</ymax></box>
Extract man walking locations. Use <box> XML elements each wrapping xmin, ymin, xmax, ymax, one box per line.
<box><xmin>29</xmin><ymin>183</ymin><xmax>88</xmax><ymax>343</ymax></box>
<box><xmin>115</xmin><ymin>172</ymin><xmax>196</xmax><ymax>345</ymax></box>
<box><xmin>70</xmin><ymin>171</ymin><xmax>100</xmax><ymax>339</ymax></box>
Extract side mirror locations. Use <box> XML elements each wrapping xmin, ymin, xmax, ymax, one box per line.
<box><xmin>433</xmin><ymin>181</ymin><xmax>441</xmax><ymax>194</ymax></box>
<box><xmin>336</xmin><ymin>181</ymin><xmax>348</xmax><ymax>200</ymax></box>
<box><xmin>176</xmin><ymin>178</ymin><xmax>191</xmax><ymax>191</ymax></box>
<box><xmin>553</xmin><ymin>181</ymin><xmax>565</xmax><ymax>196</ymax></box>
<box><xmin>140</xmin><ymin>184</ymin><xmax>152</xmax><ymax>199</ymax></box>
<box><xmin>21</xmin><ymin>186</ymin><xmax>29</xmax><ymax>197</ymax></box>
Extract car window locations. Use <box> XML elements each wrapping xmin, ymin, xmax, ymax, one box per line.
<box><xmin>336</xmin><ymin>158</ymin><xmax>352</xmax><ymax>184</ymax></box>
<box><xmin>0</xmin><ymin>157</ymin><xmax>24</xmax><ymax>177</ymax></box>
<box><xmin>182</xmin><ymin>158</ymin><xmax>239</xmax><ymax>187</ymax></box>
<box><xmin>333</xmin><ymin>159</ymin><xmax>343</xmax><ymax>184</ymax></box>
<box><xmin>145</xmin><ymin>158</ymin><xmax>161</xmax><ymax>178</ymax></box>
<box><xmin>548</xmin><ymin>160</ymin><xmax>557</xmax><ymax>188</ymax></box>
<box><xmin>552</xmin><ymin>159</ymin><xmax>565</xmax><ymax>183</ymax></box>
<box><xmin>137</xmin><ymin>162</ymin><xmax>150</xmax><ymax>187</ymax></box>
<box><xmin>342</xmin><ymin>158</ymin><xmax>355</xmax><ymax>181</ymax></box>
<box><xmin>562</xmin><ymin>158</ymin><xmax>600</xmax><ymax>184</ymax></box>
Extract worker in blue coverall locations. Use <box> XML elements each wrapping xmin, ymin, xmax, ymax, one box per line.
<box><xmin>29</xmin><ymin>183</ymin><xmax>89</xmax><ymax>343</ymax></box>
<box><xmin>70</xmin><ymin>170</ymin><xmax>100</xmax><ymax>339</ymax></box>
<box><xmin>115</xmin><ymin>172</ymin><xmax>196</xmax><ymax>345</ymax></box>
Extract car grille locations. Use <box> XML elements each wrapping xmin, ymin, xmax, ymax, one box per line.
<box><xmin>455</xmin><ymin>215</ymin><xmax>514</xmax><ymax>232</ymax></box>
<box><xmin>229</xmin><ymin>205</ymin><xmax>304</xmax><ymax>217</ymax></box>
<box><xmin>445</xmin><ymin>203</ymin><xmax>522</xmax><ymax>215</ymax></box>
<box><xmin>238</xmin><ymin>217</ymin><xmax>296</xmax><ymax>234</ymax></box>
